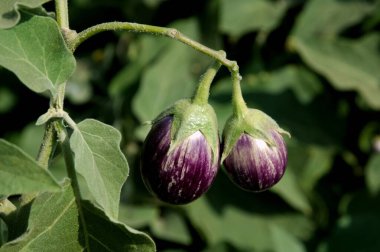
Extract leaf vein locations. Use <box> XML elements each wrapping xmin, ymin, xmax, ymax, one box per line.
<box><xmin>20</xmin><ymin>198</ymin><xmax>76</xmax><ymax>251</ymax></box>
<box><xmin>88</xmin><ymin>233</ymin><xmax>113</xmax><ymax>251</ymax></box>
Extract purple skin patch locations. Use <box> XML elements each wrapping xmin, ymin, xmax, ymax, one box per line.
<box><xmin>223</xmin><ymin>132</ymin><xmax>287</xmax><ymax>192</ymax></box>
<box><xmin>141</xmin><ymin>116</ymin><xmax>219</xmax><ymax>204</ymax></box>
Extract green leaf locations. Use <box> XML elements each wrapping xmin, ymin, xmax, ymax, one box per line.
<box><xmin>70</xmin><ymin>119</ymin><xmax>129</xmax><ymax>220</ymax></box>
<box><xmin>220</xmin><ymin>0</ymin><xmax>289</xmax><ymax>37</ymax></box>
<box><xmin>245</xmin><ymin>65</ymin><xmax>323</xmax><ymax>104</ymax></box>
<box><xmin>290</xmin><ymin>0</ymin><xmax>380</xmax><ymax>109</ymax></box>
<box><xmin>186</xmin><ymin>198</ymin><xmax>307</xmax><ymax>251</ymax></box>
<box><xmin>0</xmin><ymin>139</ymin><xmax>61</xmax><ymax>195</ymax></box>
<box><xmin>246</xmin><ymin>138</ymin><xmax>329</xmax><ymax>214</ymax></box>
<box><xmin>270</xmin><ymin>224</ymin><xmax>306</xmax><ymax>252</ymax></box>
<box><xmin>0</xmin><ymin>0</ymin><xmax>51</xmax><ymax>29</ymax></box>
<box><xmin>1</xmin><ymin>181</ymin><xmax>155</xmax><ymax>251</ymax></box>
<box><xmin>285</xmin><ymin>141</ymin><xmax>335</xmax><ymax>193</ymax></box>
<box><xmin>292</xmin><ymin>0</ymin><xmax>374</xmax><ymax>38</ymax></box>
<box><xmin>132</xmin><ymin>18</ymin><xmax>199</xmax><ymax>123</ymax></box>
<box><xmin>365</xmin><ymin>153</ymin><xmax>380</xmax><ymax>195</ymax></box>
<box><xmin>108</xmin><ymin>35</ymin><xmax>167</xmax><ymax>97</ymax></box>
<box><xmin>0</xmin><ymin>87</ymin><xmax>16</xmax><ymax>113</ymax></box>
<box><xmin>6</xmin><ymin>123</ymin><xmax>44</xmax><ymax>158</ymax></box>
<box><xmin>271</xmin><ymin>168</ymin><xmax>312</xmax><ymax>215</ymax></box>
<box><xmin>81</xmin><ymin>200</ymin><xmax>156</xmax><ymax>251</ymax></box>
<box><xmin>185</xmin><ymin>174</ymin><xmax>313</xmax><ymax>251</ymax></box>
<box><xmin>0</xmin><ymin>218</ymin><xmax>8</xmax><ymax>246</ymax></box>
<box><xmin>0</xmin><ymin>14</ymin><xmax>76</xmax><ymax>94</ymax></box>
<box><xmin>150</xmin><ymin>211</ymin><xmax>191</xmax><ymax>245</ymax></box>
<box><xmin>118</xmin><ymin>204</ymin><xmax>158</xmax><ymax>229</ymax></box>
<box><xmin>202</xmin><ymin>242</ymin><xmax>249</xmax><ymax>252</ymax></box>
<box><xmin>65</xmin><ymin>60</ymin><xmax>92</xmax><ymax>105</ymax></box>
<box><xmin>1</xmin><ymin>180</ymin><xmax>82</xmax><ymax>251</ymax></box>
<box><xmin>290</xmin><ymin>35</ymin><xmax>380</xmax><ymax>109</ymax></box>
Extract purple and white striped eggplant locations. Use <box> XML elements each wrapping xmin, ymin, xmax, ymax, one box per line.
<box><xmin>221</xmin><ymin>109</ymin><xmax>289</xmax><ymax>192</ymax></box>
<box><xmin>141</xmin><ymin>99</ymin><xmax>220</xmax><ymax>204</ymax></box>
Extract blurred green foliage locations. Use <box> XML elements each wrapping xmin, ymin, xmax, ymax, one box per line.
<box><xmin>1</xmin><ymin>0</ymin><xmax>380</xmax><ymax>251</ymax></box>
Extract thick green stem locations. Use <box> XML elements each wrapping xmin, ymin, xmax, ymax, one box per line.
<box><xmin>53</xmin><ymin>0</ymin><xmax>70</xmax><ymax>110</ymax></box>
<box><xmin>19</xmin><ymin>120</ymin><xmax>58</xmax><ymax>205</ymax></box>
<box><xmin>192</xmin><ymin>57</ymin><xmax>223</xmax><ymax>105</ymax></box>
<box><xmin>68</xmin><ymin>22</ymin><xmax>238</xmax><ymax>72</ymax></box>
<box><xmin>36</xmin><ymin>121</ymin><xmax>57</xmax><ymax>169</ymax></box>
<box><xmin>232</xmin><ymin>72</ymin><xmax>248</xmax><ymax>118</ymax></box>
<box><xmin>55</xmin><ymin>0</ymin><xmax>69</xmax><ymax>29</ymax></box>
<box><xmin>56</xmin><ymin>122</ymin><xmax>90</xmax><ymax>250</ymax></box>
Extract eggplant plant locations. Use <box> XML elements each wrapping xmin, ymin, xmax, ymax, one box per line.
<box><xmin>0</xmin><ymin>0</ymin><xmax>289</xmax><ymax>250</ymax></box>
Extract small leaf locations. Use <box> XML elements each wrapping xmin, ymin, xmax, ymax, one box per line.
<box><xmin>35</xmin><ymin>110</ymin><xmax>53</xmax><ymax>126</ymax></box>
<box><xmin>1</xmin><ymin>180</ymin><xmax>82</xmax><ymax>251</ymax></box>
<box><xmin>81</xmin><ymin>200</ymin><xmax>156</xmax><ymax>251</ymax></box>
<box><xmin>0</xmin><ymin>14</ymin><xmax>76</xmax><ymax>94</ymax></box>
<box><xmin>0</xmin><ymin>0</ymin><xmax>51</xmax><ymax>29</ymax></box>
<box><xmin>70</xmin><ymin>119</ymin><xmax>129</xmax><ymax>220</ymax></box>
<box><xmin>220</xmin><ymin>0</ymin><xmax>289</xmax><ymax>37</ymax></box>
<box><xmin>365</xmin><ymin>153</ymin><xmax>380</xmax><ymax>195</ymax></box>
<box><xmin>0</xmin><ymin>139</ymin><xmax>61</xmax><ymax>195</ymax></box>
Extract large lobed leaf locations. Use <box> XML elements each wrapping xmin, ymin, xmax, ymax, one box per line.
<box><xmin>0</xmin><ymin>139</ymin><xmax>61</xmax><ymax>195</ymax></box>
<box><xmin>81</xmin><ymin>200</ymin><xmax>156</xmax><ymax>251</ymax></box>
<box><xmin>290</xmin><ymin>0</ymin><xmax>380</xmax><ymax>109</ymax></box>
<box><xmin>0</xmin><ymin>14</ymin><xmax>76</xmax><ymax>95</ymax></box>
<box><xmin>1</xmin><ymin>180</ymin><xmax>81</xmax><ymax>251</ymax></box>
<box><xmin>1</xmin><ymin>180</ymin><xmax>156</xmax><ymax>251</ymax></box>
<box><xmin>70</xmin><ymin>119</ymin><xmax>129</xmax><ymax>220</ymax></box>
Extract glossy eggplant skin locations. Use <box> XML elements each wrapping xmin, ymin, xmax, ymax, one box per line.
<box><xmin>223</xmin><ymin>131</ymin><xmax>287</xmax><ymax>192</ymax></box>
<box><xmin>141</xmin><ymin>116</ymin><xmax>219</xmax><ymax>204</ymax></box>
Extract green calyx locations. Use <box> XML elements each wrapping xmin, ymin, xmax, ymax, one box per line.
<box><xmin>221</xmin><ymin>108</ymin><xmax>290</xmax><ymax>162</ymax></box>
<box><xmin>151</xmin><ymin>59</ymin><xmax>222</xmax><ymax>162</ymax></box>
<box><xmin>154</xmin><ymin>99</ymin><xmax>220</xmax><ymax>162</ymax></box>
